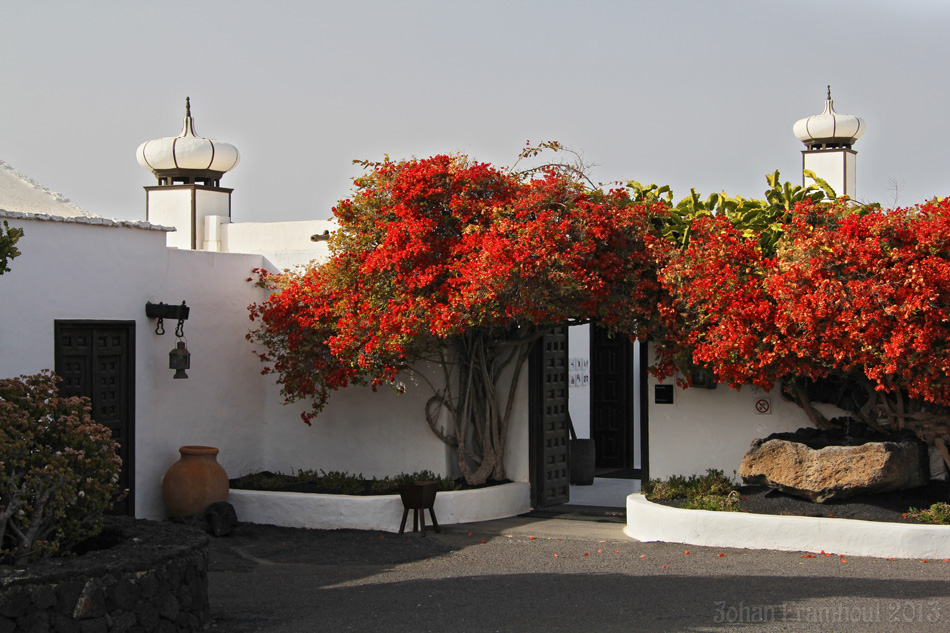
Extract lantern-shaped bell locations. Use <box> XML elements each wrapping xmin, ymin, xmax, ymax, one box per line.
<box><xmin>169</xmin><ymin>341</ymin><xmax>190</xmax><ymax>379</ymax></box>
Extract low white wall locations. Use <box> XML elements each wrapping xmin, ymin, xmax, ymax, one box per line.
<box><xmin>228</xmin><ymin>482</ymin><xmax>531</xmax><ymax>532</ymax></box>
<box><xmin>626</xmin><ymin>494</ymin><xmax>950</xmax><ymax>560</ymax></box>
<box><xmin>646</xmin><ymin>343</ymin><xmax>845</xmax><ymax>481</ymax></box>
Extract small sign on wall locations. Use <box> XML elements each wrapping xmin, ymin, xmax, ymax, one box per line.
<box><xmin>569</xmin><ymin>357</ymin><xmax>590</xmax><ymax>388</ymax></box>
<box><xmin>755</xmin><ymin>398</ymin><xmax>771</xmax><ymax>415</ymax></box>
<box><xmin>655</xmin><ymin>384</ymin><xmax>674</xmax><ymax>404</ymax></box>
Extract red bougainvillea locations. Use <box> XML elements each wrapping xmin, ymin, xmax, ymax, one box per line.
<box><xmin>249</xmin><ymin>152</ymin><xmax>669</xmax><ymax>484</ymax></box>
<box><xmin>656</xmin><ymin>196</ymin><xmax>950</xmax><ymax>441</ymax></box>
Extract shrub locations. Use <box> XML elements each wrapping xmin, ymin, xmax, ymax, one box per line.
<box><xmin>682</xmin><ymin>490</ymin><xmax>742</xmax><ymax>512</ymax></box>
<box><xmin>642</xmin><ymin>469</ymin><xmax>737</xmax><ymax>501</ymax></box>
<box><xmin>906</xmin><ymin>503</ymin><xmax>950</xmax><ymax>525</ymax></box>
<box><xmin>231</xmin><ymin>468</ymin><xmax>461</xmax><ymax>495</ymax></box>
<box><xmin>0</xmin><ymin>371</ymin><xmax>122</xmax><ymax>566</ymax></box>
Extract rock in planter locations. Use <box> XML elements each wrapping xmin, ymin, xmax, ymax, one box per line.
<box><xmin>170</xmin><ymin>501</ymin><xmax>238</xmax><ymax>536</ymax></box>
<box><xmin>739</xmin><ymin>438</ymin><xmax>928</xmax><ymax>503</ymax></box>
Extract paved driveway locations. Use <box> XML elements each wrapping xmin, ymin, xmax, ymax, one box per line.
<box><xmin>208</xmin><ymin>518</ymin><xmax>950</xmax><ymax>632</ymax></box>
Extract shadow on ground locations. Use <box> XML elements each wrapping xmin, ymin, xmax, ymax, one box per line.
<box><xmin>208</xmin><ymin>523</ymin><xmax>950</xmax><ymax>633</ymax></box>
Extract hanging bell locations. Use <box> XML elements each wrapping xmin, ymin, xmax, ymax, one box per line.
<box><xmin>169</xmin><ymin>341</ymin><xmax>191</xmax><ymax>379</ymax></box>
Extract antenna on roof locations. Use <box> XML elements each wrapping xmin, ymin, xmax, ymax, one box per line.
<box><xmin>185</xmin><ymin>96</ymin><xmax>191</xmax><ymax>118</ymax></box>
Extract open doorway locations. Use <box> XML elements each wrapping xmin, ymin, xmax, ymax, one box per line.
<box><xmin>566</xmin><ymin>323</ymin><xmax>648</xmax><ymax>509</ymax></box>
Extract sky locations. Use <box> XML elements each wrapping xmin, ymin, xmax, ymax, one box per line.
<box><xmin>2</xmin><ymin>1</ymin><xmax>949</xmax><ymax>223</ymax></box>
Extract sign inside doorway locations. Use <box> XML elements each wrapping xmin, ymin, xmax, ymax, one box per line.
<box><xmin>568</xmin><ymin>357</ymin><xmax>590</xmax><ymax>388</ymax></box>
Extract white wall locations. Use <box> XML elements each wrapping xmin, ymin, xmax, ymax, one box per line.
<box><xmin>257</xmin><ymin>367</ymin><xmax>451</xmax><ymax>480</ymax></box>
<box><xmin>0</xmin><ymin>215</ymin><xmax>273</xmax><ymax>518</ymax></box>
<box><xmin>256</xmin><ymin>352</ymin><xmax>533</xmax><ymax>485</ymax></box>
<box><xmin>645</xmin><ymin>343</ymin><xmax>846</xmax><ymax>481</ymax></box>
<box><xmin>0</xmin><ymin>214</ymin><xmax>530</xmax><ymax>520</ymax></box>
<box><xmin>146</xmin><ymin>189</ymin><xmax>193</xmax><ymax>249</ymax></box>
<box><xmin>567</xmin><ymin>323</ymin><xmax>591</xmax><ymax>439</ymax></box>
<box><xmin>221</xmin><ymin>219</ymin><xmax>335</xmax><ymax>271</ymax></box>
<box><xmin>139</xmin><ymin>247</ymin><xmax>271</xmax><ymax>518</ymax></box>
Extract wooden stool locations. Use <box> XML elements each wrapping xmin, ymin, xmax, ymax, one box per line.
<box><xmin>397</xmin><ymin>481</ymin><xmax>440</xmax><ymax>536</ymax></box>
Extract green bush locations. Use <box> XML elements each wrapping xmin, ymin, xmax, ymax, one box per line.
<box><xmin>642</xmin><ymin>469</ymin><xmax>740</xmax><ymax>512</ymax></box>
<box><xmin>0</xmin><ymin>371</ymin><xmax>122</xmax><ymax>566</ymax></box>
<box><xmin>682</xmin><ymin>490</ymin><xmax>742</xmax><ymax>512</ymax></box>
<box><xmin>232</xmin><ymin>468</ymin><xmax>461</xmax><ymax>495</ymax></box>
<box><xmin>642</xmin><ymin>469</ymin><xmax>736</xmax><ymax>501</ymax></box>
<box><xmin>906</xmin><ymin>503</ymin><xmax>950</xmax><ymax>525</ymax></box>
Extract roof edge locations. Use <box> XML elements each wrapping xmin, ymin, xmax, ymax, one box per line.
<box><xmin>0</xmin><ymin>208</ymin><xmax>175</xmax><ymax>232</ymax></box>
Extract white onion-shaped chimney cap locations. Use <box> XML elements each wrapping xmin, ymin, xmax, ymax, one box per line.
<box><xmin>793</xmin><ymin>86</ymin><xmax>866</xmax><ymax>148</ymax></box>
<box><xmin>136</xmin><ymin>98</ymin><xmax>240</xmax><ymax>175</ymax></box>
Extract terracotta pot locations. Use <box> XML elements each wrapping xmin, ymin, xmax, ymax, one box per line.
<box><xmin>162</xmin><ymin>446</ymin><xmax>229</xmax><ymax>518</ymax></box>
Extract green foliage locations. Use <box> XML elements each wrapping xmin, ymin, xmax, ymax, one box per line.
<box><xmin>0</xmin><ymin>220</ymin><xmax>23</xmax><ymax>275</ymax></box>
<box><xmin>232</xmin><ymin>469</ymin><xmax>461</xmax><ymax>495</ymax></box>
<box><xmin>906</xmin><ymin>503</ymin><xmax>950</xmax><ymax>525</ymax></box>
<box><xmin>642</xmin><ymin>469</ymin><xmax>738</xmax><ymax>506</ymax></box>
<box><xmin>681</xmin><ymin>490</ymin><xmax>742</xmax><ymax>512</ymax></box>
<box><xmin>311</xmin><ymin>470</ymin><xmax>366</xmax><ymax>495</ymax></box>
<box><xmin>0</xmin><ymin>371</ymin><xmax>122</xmax><ymax>566</ymax></box>
<box><xmin>629</xmin><ymin>170</ymin><xmax>838</xmax><ymax>255</ymax></box>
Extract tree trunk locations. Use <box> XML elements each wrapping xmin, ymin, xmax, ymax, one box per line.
<box><xmin>424</xmin><ymin>328</ymin><xmax>536</xmax><ymax>485</ymax></box>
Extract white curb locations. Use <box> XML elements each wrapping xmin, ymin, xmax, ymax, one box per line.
<box><xmin>625</xmin><ymin>493</ymin><xmax>950</xmax><ymax>560</ymax></box>
<box><xmin>228</xmin><ymin>482</ymin><xmax>531</xmax><ymax>532</ymax></box>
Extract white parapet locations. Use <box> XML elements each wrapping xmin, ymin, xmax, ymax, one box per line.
<box><xmin>228</xmin><ymin>482</ymin><xmax>531</xmax><ymax>532</ymax></box>
<box><xmin>625</xmin><ymin>493</ymin><xmax>950</xmax><ymax>560</ymax></box>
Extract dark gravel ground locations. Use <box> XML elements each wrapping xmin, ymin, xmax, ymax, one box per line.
<box><xmin>206</xmin><ymin>519</ymin><xmax>950</xmax><ymax>633</ymax></box>
<box><xmin>659</xmin><ymin>481</ymin><xmax>950</xmax><ymax>524</ymax></box>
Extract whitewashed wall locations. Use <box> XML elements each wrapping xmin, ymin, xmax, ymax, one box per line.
<box><xmin>0</xmin><ymin>214</ymin><xmax>530</xmax><ymax>520</ymax></box>
<box><xmin>567</xmin><ymin>323</ymin><xmax>591</xmax><ymax>439</ymax></box>
<box><xmin>221</xmin><ymin>219</ymin><xmax>335</xmax><ymax>271</ymax></box>
<box><xmin>257</xmin><ymin>346</ymin><xmax>532</xmax><ymax>484</ymax></box>
<box><xmin>0</xmin><ymin>215</ymin><xmax>271</xmax><ymax>517</ymax></box>
<box><xmin>646</xmin><ymin>343</ymin><xmax>846</xmax><ymax>481</ymax></box>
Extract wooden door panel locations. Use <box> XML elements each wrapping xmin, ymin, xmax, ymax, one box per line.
<box><xmin>590</xmin><ymin>325</ymin><xmax>633</xmax><ymax>469</ymax></box>
<box><xmin>55</xmin><ymin>322</ymin><xmax>135</xmax><ymax>515</ymax></box>
<box><xmin>530</xmin><ymin>327</ymin><xmax>570</xmax><ymax>507</ymax></box>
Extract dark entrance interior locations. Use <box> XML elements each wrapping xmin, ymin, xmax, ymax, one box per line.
<box><xmin>590</xmin><ymin>325</ymin><xmax>638</xmax><ymax>477</ymax></box>
<box><xmin>54</xmin><ymin>321</ymin><xmax>135</xmax><ymax>515</ymax></box>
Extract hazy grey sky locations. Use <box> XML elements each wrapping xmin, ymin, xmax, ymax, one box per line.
<box><xmin>2</xmin><ymin>1</ymin><xmax>948</xmax><ymax>223</ymax></box>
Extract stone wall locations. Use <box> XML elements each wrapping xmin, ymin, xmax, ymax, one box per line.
<box><xmin>0</xmin><ymin>518</ymin><xmax>209</xmax><ymax>632</ymax></box>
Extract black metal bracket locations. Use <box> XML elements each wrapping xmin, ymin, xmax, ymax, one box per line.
<box><xmin>146</xmin><ymin>301</ymin><xmax>189</xmax><ymax>336</ymax></box>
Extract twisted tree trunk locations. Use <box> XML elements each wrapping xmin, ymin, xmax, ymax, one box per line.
<box><xmin>424</xmin><ymin>327</ymin><xmax>537</xmax><ymax>485</ymax></box>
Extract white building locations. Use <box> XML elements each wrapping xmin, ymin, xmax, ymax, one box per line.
<box><xmin>0</xmin><ymin>96</ymin><xmax>861</xmax><ymax>522</ymax></box>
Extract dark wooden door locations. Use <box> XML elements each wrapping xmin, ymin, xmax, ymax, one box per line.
<box><xmin>55</xmin><ymin>321</ymin><xmax>135</xmax><ymax>515</ymax></box>
<box><xmin>590</xmin><ymin>325</ymin><xmax>633</xmax><ymax>470</ymax></box>
<box><xmin>529</xmin><ymin>327</ymin><xmax>570</xmax><ymax>507</ymax></box>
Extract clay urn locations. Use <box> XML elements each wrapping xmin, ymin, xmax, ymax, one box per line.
<box><xmin>162</xmin><ymin>446</ymin><xmax>229</xmax><ymax>518</ymax></box>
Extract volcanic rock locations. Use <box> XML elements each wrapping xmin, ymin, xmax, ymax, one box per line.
<box><xmin>739</xmin><ymin>438</ymin><xmax>928</xmax><ymax>502</ymax></box>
